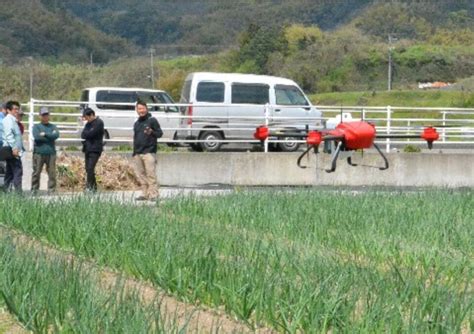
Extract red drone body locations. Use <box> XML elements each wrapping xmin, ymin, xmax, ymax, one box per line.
<box><xmin>254</xmin><ymin>120</ymin><xmax>440</xmax><ymax>172</ymax></box>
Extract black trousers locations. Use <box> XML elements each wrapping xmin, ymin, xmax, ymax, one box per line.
<box><xmin>84</xmin><ymin>152</ymin><xmax>101</xmax><ymax>191</ymax></box>
<box><xmin>5</xmin><ymin>157</ymin><xmax>23</xmax><ymax>192</ymax></box>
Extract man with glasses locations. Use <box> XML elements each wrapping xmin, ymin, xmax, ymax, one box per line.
<box><xmin>2</xmin><ymin>101</ymin><xmax>24</xmax><ymax>192</ymax></box>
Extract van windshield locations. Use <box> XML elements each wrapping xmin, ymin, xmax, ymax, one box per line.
<box><xmin>275</xmin><ymin>85</ymin><xmax>309</xmax><ymax>106</ymax></box>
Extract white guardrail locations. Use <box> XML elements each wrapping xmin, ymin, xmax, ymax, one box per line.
<box><xmin>20</xmin><ymin>99</ymin><xmax>474</xmax><ymax>153</ymax></box>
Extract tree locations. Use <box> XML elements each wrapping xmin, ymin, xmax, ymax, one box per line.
<box><xmin>235</xmin><ymin>24</ymin><xmax>288</xmax><ymax>74</ymax></box>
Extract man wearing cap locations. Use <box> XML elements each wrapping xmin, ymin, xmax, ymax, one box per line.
<box><xmin>2</xmin><ymin>101</ymin><xmax>23</xmax><ymax>192</ymax></box>
<box><xmin>31</xmin><ymin>107</ymin><xmax>59</xmax><ymax>193</ymax></box>
<box><xmin>81</xmin><ymin>108</ymin><xmax>104</xmax><ymax>192</ymax></box>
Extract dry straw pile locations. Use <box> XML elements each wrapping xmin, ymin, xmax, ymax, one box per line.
<box><xmin>56</xmin><ymin>153</ymin><xmax>139</xmax><ymax>191</ymax></box>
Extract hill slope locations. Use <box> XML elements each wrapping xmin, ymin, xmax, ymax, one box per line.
<box><xmin>0</xmin><ymin>0</ymin><xmax>134</xmax><ymax>64</ymax></box>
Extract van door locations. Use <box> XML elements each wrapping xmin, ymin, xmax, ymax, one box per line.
<box><xmin>96</xmin><ymin>90</ymin><xmax>137</xmax><ymax>138</ymax></box>
<box><xmin>273</xmin><ymin>85</ymin><xmax>313</xmax><ymax>129</ymax></box>
<box><xmin>228</xmin><ymin>83</ymin><xmax>269</xmax><ymax>140</ymax></box>
<box><xmin>272</xmin><ymin>85</ymin><xmax>315</xmax><ymax>151</ymax></box>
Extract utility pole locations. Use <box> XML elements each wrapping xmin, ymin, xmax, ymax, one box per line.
<box><xmin>150</xmin><ymin>48</ymin><xmax>155</xmax><ymax>89</ymax></box>
<box><xmin>388</xmin><ymin>34</ymin><xmax>396</xmax><ymax>91</ymax></box>
<box><xmin>30</xmin><ymin>71</ymin><xmax>33</xmax><ymax>99</ymax></box>
<box><xmin>26</xmin><ymin>57</ymin><xmax>34</xmax><ymax>99</ymax></box>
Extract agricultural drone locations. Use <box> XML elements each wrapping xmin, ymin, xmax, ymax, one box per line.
<box><xmin>254</xmin><ymin>120</ymin><xmax>440</xmax><ymax>173</ymax></box>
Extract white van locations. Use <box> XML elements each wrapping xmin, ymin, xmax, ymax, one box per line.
<box><xmin>81</xmin><ymin>87</ymin><xmax>179</xmax><ymax>140</ymax></box>
<box><xmin>177</xmin><ymin>72</ymin><xmax>322</xmax><ymax>151</ymax></box>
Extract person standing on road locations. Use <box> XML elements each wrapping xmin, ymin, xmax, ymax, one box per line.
<box><xmin>31</xmin><ymin>107</ymin><xmax>59</xmax><ymax>193</ymax></box>
<box><xmin>132</xmin><ymin>99</ymin><xmax>163</xmax><ymax>201</ymax></box>
<box><xmin>81</xmin><ymin>108</ymin><xmax>104</xmax><ymax>192</ymax></box>
<box><xmin>2</xmin><ymin>101</ymin><xmax>24</xmax><ymax>192</ymax></box>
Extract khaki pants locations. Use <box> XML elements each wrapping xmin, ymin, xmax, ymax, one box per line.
<box><xmin>31</xmin><ymin>154</ymin><xmax>56</xmax><ymax>192</ymax></box>
<box><xmin>133</xmin><ymin>153</ymin><xmax>158</xmax><ymax>199</ymax></box>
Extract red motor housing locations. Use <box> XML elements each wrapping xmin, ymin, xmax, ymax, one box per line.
<box><xmin>335</xmin><ymin>121</ymin><xmax>376</xmax><ymax>149</ymax></box>
<box><xmin>254</xmin><ymin>126</ymin><xmax>269</xmax><ymax>141</ymax></box>
<box><xmin>306</xmin><ymin>131</ymin><xmax>322</xmax><ymax>146</ymax></box>
<box><xmin>421</xmin><ymin>127</ymin><xmax>439</xmax><ymax>142</ymax></box>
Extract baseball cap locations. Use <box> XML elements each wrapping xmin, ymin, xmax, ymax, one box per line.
<box><xmin>39</xmin><ymin>107</ymin><xmax>49</xmax><ymax>115</ymax></box>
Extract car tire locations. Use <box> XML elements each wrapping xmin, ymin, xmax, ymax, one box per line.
<box><xmin>199</xmin><ymin>131</ymin><xmax>223</xmax><ymax>152</ymax></box>
<box><xmin>277</xmin><ymin>137</ymin><xmax>300</xmax><ymax>152</ymax></box>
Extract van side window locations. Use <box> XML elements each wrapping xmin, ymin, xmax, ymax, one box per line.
<box><xmin>231</xmin><ymin>83</ymin><xmax>269</xmax><ymax>104</ymax></box>
<box><xmin>275</xmin><ymin>85</ymin><xmax>309</xmax><ymax>106</ymax></box>
<box><xmin>196</xmin><ymin>82</ymin><xmax>225</xmax><ymax>103</ymax></box>
<box><xmin>97</xmin><ymin>91</ymin><xmax>136</xmax><ymax>110</ymax></box>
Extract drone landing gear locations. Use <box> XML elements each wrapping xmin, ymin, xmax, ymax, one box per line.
<box><xmin>373</xmin><ymin>143</ymin><xmax>389</xmax><ymax>170</ymax></box>
<box><xmin>326</xmin><ymin>141</ymin><xmax>343</xmax><ymax>173</ymax></box>
<box><xmin>347</xmin><ymin>156</ymin><xmax>358</xmax><ymax>167</ymax></box>
<box><xmin>297</xmin><ymin>145</ymin><xmax>319</xmax><ymax>169</ymax></box>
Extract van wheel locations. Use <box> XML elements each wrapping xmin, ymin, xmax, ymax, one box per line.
<box><xmin>278</xmin><ymin>137</ymin><xmax>300</xmax><ymax>152</ymax></box>
<box><xmin>199</xmin><ymin>131</ymin><xmax>223</xmax><ymax>152</ymax></box>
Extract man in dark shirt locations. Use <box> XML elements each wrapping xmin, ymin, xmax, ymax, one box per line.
<box><xmin>81</xmin><ymin>108</ymin><xmax>104</xmax><ymax>192</ymax></box>
<box><xmin>133</xmin><ymin>100</ymin><xmax>163</xmax><ymax>201</ymax></box>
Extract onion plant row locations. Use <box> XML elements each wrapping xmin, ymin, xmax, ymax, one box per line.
<box><xmin>0</xmin><ymin>236</ymin><xmax>180</xmax><ymax>333</ymax></box>
<box><xmin>0</xmin><ymin>190</ymin><xmax>472</xmax><ymax>332</ymax></box>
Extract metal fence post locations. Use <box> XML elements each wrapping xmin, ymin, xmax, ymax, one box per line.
<box><xmin>407</xmin><ymin>120</ymin><xmax>411</xmax><ymax>143</ymax></box>
<box><xmin>264</xmin><ymin>103</ymin><xmax>269</xmax><ymax>153</ymax></box>
<box><xmin>386</xmin><ymin>105</ymin><xmax>391</xmax><ymax>153</ymax></box>
<box><xmin>28</xmin><ymin>98</ymin><xmax>35</xmax><ymax>151</ymax></box>
<box><xmin>442</xmin><ymin>111</ymin><xmax>446</xmax><ymax>142</ymax></box>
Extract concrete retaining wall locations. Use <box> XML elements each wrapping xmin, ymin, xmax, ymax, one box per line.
<box><xmin>22</xmin><ymin>151</ymin><xmax>474</xmax><ymax>190</ymax></box>
<box><xmin>156</xmin><ymin>152</ymin><xmax>474</xmax><ymax>188</ymax></box>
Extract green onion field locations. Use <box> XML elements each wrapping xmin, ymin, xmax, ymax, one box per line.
<box><xmin>0</xmin><ymin>190</ymin><xmax>472</xmax><ymax>333</ymax></box>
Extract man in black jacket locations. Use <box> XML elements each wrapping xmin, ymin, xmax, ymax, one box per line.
<box><xmin>81</xmin><ymin>108</ymin><xmax>104</xmax><ymax>192</ymax></box>
<box><xmin>133</xmin><ymin>100</ymin><xmax>163</xmax><ymax>201</ymax></box>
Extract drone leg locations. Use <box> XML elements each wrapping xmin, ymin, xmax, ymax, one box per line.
<box><xmin>347</xmin><ymin>156</ymin><xmax>358</xmax><ymax>167</ymax></box>
<box><xmin>297</xmin><ymin>145</ymin><xmax>314</xmax><ymax>169</ymax></box>
<box><xmin>373</xmin><ymin>143</ymin><xmax>389</xmax><ymax>170</ymax></box>
<box><xmin>326</xmin><ymin>141</ymin><xmax>343</xmax><ymax>173</ymax></box>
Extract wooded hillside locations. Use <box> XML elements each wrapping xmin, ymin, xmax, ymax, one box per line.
<box><xmin>0</xmin><ymin>0</ymin><xmax>472</xmax><ymax>99</ymax></box>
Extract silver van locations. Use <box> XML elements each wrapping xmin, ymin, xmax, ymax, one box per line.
<box><xmin>177</xmin><ymin>72</ymin><xmax>322</xmax><ymax>151</ymax></box>
<box><xmin>81</xmin><ymin>87</ymin><xmax>179</xmax><ymax>140</ymax></box>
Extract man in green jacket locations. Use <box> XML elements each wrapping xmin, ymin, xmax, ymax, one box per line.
<box><xmin>31</xmin><ymin>107</ymin><xmax>59</xmax><ymax>193</ymax></box>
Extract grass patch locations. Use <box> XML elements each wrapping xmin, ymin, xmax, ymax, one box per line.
<box><xmin>311</xmin><ymin>90</ymin><xmax>474</xmax><ymax>108</ymax></box>
<box><xmin>0</xmin><ymin>190</ymin><xmax>472</xmax><ymax>332</ymax></box>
